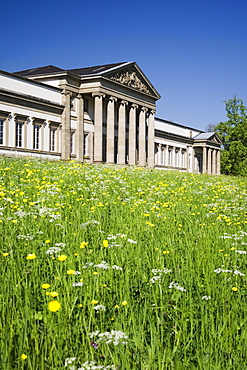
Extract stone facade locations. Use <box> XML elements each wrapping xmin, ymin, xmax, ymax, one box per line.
<box><xmin>0</xmin><ymin>62</ymin><xmax>221</xmax><ymax>174</ymax></box>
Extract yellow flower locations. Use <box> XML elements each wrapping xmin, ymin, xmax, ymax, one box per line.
<box><xmin>163</xmin><ymin>251</ymin><xmax>170</xmax><ymax>254</ymax></box>
<box><xmin>49</xmin><ymin>291</ymin><xmax>58</xmax><ymax>298</ymax></box>
<box><xmin>91</xmin><ymin>299</ymin><xmax>99</xmax><ymax>304</ymax></box>
<box><xmin>80</xmin><ymin>241</ymin><xmax>88</xmax><ymax>248</ymax></box>
<box><xmin>42</xmin><ymin>283</ymin><xmax>51</xmax><ymax>289</ymax></box>
<box><xmin>2</xmin><ymin>253</ymin><xmax>9</xmax><ymax>257</ymax></box>
<box><xmin>93</xmin><ymin>271</ymin><xmax>99</xmax><ymax>275</ymax></box>
<box><xmin>20</xmin><ymin>354</ymin><xmax>27</xmax><ymax>360</ymax></box>
<box><xmin>78</xmin><ymin>304</ymin><xmax>83</xmax><ymax>308</ymax></box>
<box><xmin>45</xmin><ymin>240</ymin><xmax>51</xmax><ymax>244</ymax></box>
<box><xmin>67</xmin><ymin>269</ymin><xmax>75</xmax><ymax>275</ymax></box>
<box><xmin>48</xmin><ymin>300</ymin><xmax>61</xmax><ymax>312</ymax></box>
<box><xmin>74</xmin><ymin>253</ymin><xmax>78</xmax><ymax>256</ymax></box>
<box><xmin>232</xmin><ymin>287</ymin><xmax>238</xmax><ymax>292</ymax></box>
<box><xmin>26</xmin><ymin>253</ymin><xmax>36</xmax><ymax>260</ymax></box>
<box><xmin>121</xmin><ymin>301</ymin><xmax>128</xmax><ymax>306</ymax></box>
<box><xmin>57</xmin><ymin>255</ymin><xmax>67</xmax><ymax>261</ymax></box>
<box><xmin>103</xmin><ymin>240</ymin><xmax>109</xmax><ymax>247</ymax></box>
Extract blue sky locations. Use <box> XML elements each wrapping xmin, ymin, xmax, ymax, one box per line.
<box><xmin>1</xmin><ymin>0</ymin><xmax>247</xmax><ymax>131</ymax></box>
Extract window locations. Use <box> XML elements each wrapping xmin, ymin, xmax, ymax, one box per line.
<box><xmin>0</xmin><ymin>119</ymin><xmax>3</xmax><ymax>145</ymax></box>
<box><xmin>181</xmin><ymin>151</ymin><xmax>185</xmax><ymax>167</ymax></box>
<box><xmin>84</xmin><ymin>98</ymin><xmax>89</xmax><ymax>113</ymax></box>
<box><xmin>50</xmin><ymin>128</ymin><xmax>56</xmax><ymax>152</ymax></box>
<box><xmin>33</xmin><ymin>125</ymin><xmax>40</xmax><ymax>150</ymax></box>
<box><xmin>168</xmin><ymin>149</ymin><xmax>172</xmax><ymax>166</ymax></box>
<box><xmin>84</xmin><ymin>133</ymin><xmax>89</xmax><ymax>156</ymax></box>
<box><xmin>16</xmin><ymin>122</ymin><xmax>23</xmax><ymax>147</ymax></box>
<box><xmin>70</xmin><ymin>132</ymin><xmax>75</xmax><ymax>154</ymax></box>
<box><xmin>175</xmin><ymin>150</ymin><xmax>178</xmax><ymax>167</ymax></box>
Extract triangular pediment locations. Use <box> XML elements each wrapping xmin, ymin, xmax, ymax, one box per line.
<box><xmin>103</xmin><ymin>62</ymin><xmax>160</xmax><ymax>99</ymax></box>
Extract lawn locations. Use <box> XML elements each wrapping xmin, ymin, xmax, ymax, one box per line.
<box><xmin>0</xmin><ymin>157</ymin><xmax>247</xmax><ymax>369</ymax></box>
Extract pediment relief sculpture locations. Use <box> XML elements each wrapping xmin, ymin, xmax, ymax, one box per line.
<box><xmin>110</xmin><ymin>70</ymin><xmax>151</xmax><ymax>94</ymax></box>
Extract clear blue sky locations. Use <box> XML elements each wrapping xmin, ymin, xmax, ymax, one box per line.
<box><xmin>1</xmin><ymin>0</ymin><xmax>247</xmax><ymax>131</ymax></box>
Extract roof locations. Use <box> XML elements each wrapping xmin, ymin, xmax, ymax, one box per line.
<box><xmin>14</xmin><ymin>62</ymin><xmax>128</xmax><ymax>77</ymax></box>
<box><xmin>193</xmin><ymin>132</ymin><xmax>216</xmax><ymax>140</ymax></box>
<box><xmin>14</xmin><ymin>65</ymin><xmax>64</xmax><ymax>77</ymax></box>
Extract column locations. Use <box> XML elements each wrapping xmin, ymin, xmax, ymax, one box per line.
<box><xmin>212</xmin><ymin>149</ymin><xmax>216</xmax><ymax>175</ymax></box>
<box><xmin>43</xmin><ymin>121</ymin><xmax>50</xmax><ymax>152</ymax></box>
<box><xmin>207</xmin><ymin>148</ymin><xmax>212</xmax><ymax>174</ymax></box>
<box><xmin>158</xmin><ymin>144</ymin><xmax>162</xmax><ymax>165</ymax></box>
<box><xmin>148</xmin><ymin>109</ymin><xmax>155</xmax><ymax>167</ymax></box>
<box><xmin>61</xmin><ymin>89</ymin><xmax>71</xmax><ymax>160</ymax></box>
<box><xmin>216</xmin><ymin>150</ymin><xmax>221</xmax><ymax>175</ymax></box>
<box><xmin>92</xmin><ymin>92</ymin><xmax>105</xmax><ymax>163</ymax></box>
<box><xmin>106</xmin><ymin>96</ymin><xmax>117</xmax><ymax>163</ymax></box>
<box><xmin>202</xmin><ymin>146</ymin><xmax>207</xmax><ymax>174</ymax></box>
<box><xmin>139</xmin><ymin>107</ymin><xmax>147</xmax><ymax>166</ymax></box>
<box><xmin>76</xmin><ymin>94</ymin><xmax>84</xmax><ymax>161</ymax></box>
<box><xmin>128</xmin><ymin>104</ymin><xmax>138</xmax><ymax>165</ymax></box>
<box><xmin>118</xmin><ymin>100</ymin><xmax>127</xmax><ymax>164</ymax></box>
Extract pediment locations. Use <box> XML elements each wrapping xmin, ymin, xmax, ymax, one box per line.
<box><xmin>103</xmin><ymin>62</ymin><xmax>160</xmax><ymax>99</ymax></box>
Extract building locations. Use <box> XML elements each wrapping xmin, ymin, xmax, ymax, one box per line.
<box><xmin>0</xmin><ymin>62</ymin><xmax>221</xmax><ymax>174</ymax></box>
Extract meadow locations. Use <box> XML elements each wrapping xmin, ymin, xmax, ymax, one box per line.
<box><xmin>0</xmin><ymin>157</ymin><xmax>247</xmax><ymax>370</ymax></box>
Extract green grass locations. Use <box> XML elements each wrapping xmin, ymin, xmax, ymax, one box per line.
<box><xmin>0</xmin><ymin>157</ymin><xmax>247</xmax><ymax>369</ymax></box>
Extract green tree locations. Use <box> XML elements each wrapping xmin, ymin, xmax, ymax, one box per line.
<box><xmin>215</xmin><ymin>95</ymin><xmax>247</xmax><ymax>175</ymax></box>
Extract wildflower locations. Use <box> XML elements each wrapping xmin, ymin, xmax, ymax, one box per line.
<box><xmin>48</xmin><ymin>300</ymin><xmax>61</xmax><ymax>312</ymax></box>
<box><xmin>67</xmin><ymin>269</ymin><xmax>75</xmax><ymax>275</ymax></box>
<box><xmin>163</xmin><ymin>251</ymin><xmax>170</xmax><ymax>254</ymax></box>
<box><xmin>2</xmin><ymin>253</ymin><xmax>9</xmax><ymax>257</ymax></box>
<box><xmin>57</xmin><ymin>255</ymin><xmax>67</xmax><ymax>261</ymax></box>
<box><xmin>72</xmin><ymin>282</ymin><xmax>84</xmax><ymax>286</ymax></box>
<box><xmin>42</xmin><ymin>283</ymin><xmax>51</xmax><ymax>289</ymax></box>
<box><xmin>64</xmin><ymin>357</ymin><xmax>77</xmax><ymax>367</ymax></box>
<box><xmin>20</xmin><ymin>354</ymin><xmax>27</xmax><ymax>360</ymax></box>
<box><xmin>26</xmin><ymin>253</ymin><xmax>36</xmax><ymax>260</ymax></box>
<box><xmin>80</xmin><ymin>241</ymin><xmax>88</xmax><ymax>248</ymax></box>
<box><xmin>45</xmin><ymin>240</ymin><xmax>51</xmax><ymax>244</ymax></box>
<box><xmin>91</xmin><ymin>299</ymin><xmax>99</xmax><ymax>304</ymax></box>
<box><xmin>93</xmin><ymin>304</ymin><xmax>106</xmax><ymax>312</ymax></box>
<box><xmin>103</xmin><ymin>240</ymin><xmax>109</xmax><ymax>247</ymax></box>
<box><xmin>169</xmin><ymin>282</ymin><xmax>186</xmax><ymax>292</ymax></box>
<box><xmin>121</xmin><ymin>301</ymin><xmax>128</xmax><ymax>305</ymax></box>
<box><xmin>232</xmin><ymin>287</ymin><xmax>238</xmax><ymax>292</ymax></box>
<box><xmin>49</xmin><ymin>291</ymin><xmax>58</xmax><ymax>298</ymax></box>
<box><xmin>201</xmin><ymin>296</ymin><xmax>211</xmax><ymax>300</ymax></box>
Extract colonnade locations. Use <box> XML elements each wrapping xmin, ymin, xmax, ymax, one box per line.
<box><xmin>92</xmin><ymin>93</ymin><xmax>155</xmax><ymax>166</ymax></box>
<box><xmin>155</xmin><ymin>144</ymin><xmax>187</xmax><ymax>169</ymax></box>
<box><xmin>202</xmin><ymin>146</ymin><xmax>220</xmax><ymax>175</ymax></box>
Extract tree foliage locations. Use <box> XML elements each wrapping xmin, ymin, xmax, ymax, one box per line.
<box><xmin>215</xmin><ymin>95</ymin><xmax>247</xmax><ymax>175</ymax></box>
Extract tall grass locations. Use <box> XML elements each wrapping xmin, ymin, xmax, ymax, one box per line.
<box><xmin>0</xmin><ymin>157</ymin><xmax>247</xmax><ymax>369</ymax></box>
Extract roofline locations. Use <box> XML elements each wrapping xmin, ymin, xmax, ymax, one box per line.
<box><xmin>1</xmin><ymin>69</ymin><xmax>61</xmax><ymax>92</ymax></box>
<box><xmin>155</xmin><ymin>116</ymin><xmax>204</xmax><ymax>133</ymax></box>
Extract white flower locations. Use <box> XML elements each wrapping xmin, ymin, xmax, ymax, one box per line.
<box><xmin>201</xmin><ymin>296</ymin><xmax>211</xmax><ymax>300</ymax></box>
<box><xmin>233</xmin><ymin>270</ymin><xmax>245</xmax><ymax>276</ymax></box>
<box><xmin>235</xmin><ymin>250</ymin><xmax>247</xmax><ymax>254</ymax></box>
<box><xmin>72</xmin><ymin>282</ymin><xmax>84</xmax><ymax>287</ymax></box>
<box><xmin>65</xmin><ymin>357</ymin><xmax>77</xmax><ymax>367</ymax></box>
<box><xmin>94</xmin><ymin>261</ymin><xmax>110</xmax><ymax>269</ymax></box>
<box><xmin>112</xmin><ymin>265</ymin><xmax>122</xmax><ymax>270</ymax></box>
<box><xmin>93</xmin><ymin>305</ymin><xmax>106</xmax><ymax>312</ymax></box>
<box><xmin>169</xmin><ymin>281</ymin><xmax>186</xmax><ymax>292</ymax></box>
<box><xmin>88</xmin><ymin>330</ymin><xmax>128</xmax><ymax>346</ymax></box>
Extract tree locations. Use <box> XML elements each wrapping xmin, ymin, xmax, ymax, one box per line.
<box><xmin>215</xmin><ymin>95</ymin><xmax>247</xmax><ymax>175</ymax></box>
<box><xmin>205</xmin><ymin>123</ymin><xmax>216</xmax><ymax>133</ymax></box>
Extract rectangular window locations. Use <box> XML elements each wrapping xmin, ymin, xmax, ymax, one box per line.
<box><xmin>0</xmin><ymin>119</ymin><xmax>4</xmax><ymax>145</ymax></box>
<box><xmin>84</xmin><ymin>133</ymin><xmax>88</xmax><ymax>156</ymax></box>
<box><xmin>50</xmin><ymin>128</ymin><xmax>56</xmax><ymax>152</ymax></box>
<box><xmin>84</xmin><ymin>98</ymin><xmax>89</xmax><ymax>113</ymax></box>
<box><xmin>16</xmin><ymin>122</ymin><xmax>23</xmax><ymax>147</ymax></box>
<box><xmin>33</xmin><ymin>125</ymin><xmax>40</xmax><ymax>150</ymax></box>
<box><xmin>168</xmin><ymin>149</ymin><xmax>172</xmax><ymax>166</ymax></box>
<box><xmin>181</xmin><ymin>151</ymin><xmax>185</xmax><ymax>167</ymax></box>
<box><xmin>175</xmin><ymin>150</ymin><xmax>178</xmax><ymax>167</ymax></box>
<box><xmin>70</xmin><ymin>132</ymin><xmax>75</xmax><ymax>154</ymax></box>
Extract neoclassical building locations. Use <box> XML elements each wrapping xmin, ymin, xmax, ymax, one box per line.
<box><xmin>0</xmin><ymin>62</ymin><xmax>221</xmax><ymax>174</ymax></box>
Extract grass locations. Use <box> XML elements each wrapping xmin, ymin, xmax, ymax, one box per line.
<box><xmin>0</xmin><ymin>157</ymin><xmax>247</xmax><ymax>369</ymax></box>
